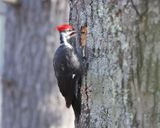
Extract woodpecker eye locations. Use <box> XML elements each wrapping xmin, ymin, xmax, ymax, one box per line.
<box><xmin>68</xmin><ymin>29</ymin><xmax>74</xmax><ymax>32</ymax></box>
<box><xmin>63</xmin><ymin>29</ymin><xmax>73</xmax><ymax>32</ymax></box>
<box><xmin>63</xmin><ymin>30</ymin><xmax>68</xmax><ymax>32</ymax></box>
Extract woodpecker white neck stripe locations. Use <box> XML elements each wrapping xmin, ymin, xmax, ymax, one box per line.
<box><xmin>60</xmin><ymin>33</ymin><xmax>73</xmax><ymax>48</ymax></box>
<box><xmin>60</xmin><ymin>42</ymin><xmax>73</xmax><ymax>48</ymax></box>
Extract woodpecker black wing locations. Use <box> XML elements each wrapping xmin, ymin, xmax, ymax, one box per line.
<box><xmin>53</xmin><ymin>45</ymin><xmax>82</xmax><ymax>77</ymax></box>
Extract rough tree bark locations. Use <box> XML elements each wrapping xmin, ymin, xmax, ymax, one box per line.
<box><xmin>2</xmin><ymin>0</ymin><xmax>74</xmax><ymax>128</ymax></box>
<box><xmin>69</xmin><ymin>0</ymin><xmax>160</xmax><ymax>128</ymax></box>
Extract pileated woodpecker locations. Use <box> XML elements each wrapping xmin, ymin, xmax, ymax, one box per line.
<box><xmin>53</xmin><ymin>24</ymin><xmax>83</xmax><ymax>120</ymax></box>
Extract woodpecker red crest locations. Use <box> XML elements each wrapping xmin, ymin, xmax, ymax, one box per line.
<box><xmin>56</xmin><ymin>24</ymin><xmax>74</xmax><ymax>32</ymax></box>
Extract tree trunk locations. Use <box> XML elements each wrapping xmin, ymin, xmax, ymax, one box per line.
<box><xmin>2</xmin><ymin>0</ymin><xmax>74</xmax><ymax>128</ymax></box>
<box><xmin>69</xmin><ymin>0</ymin><xmax>160</xmax><ymax>128</ymax></box>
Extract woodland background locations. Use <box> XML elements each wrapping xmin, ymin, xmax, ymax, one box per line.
<box><xmin>0</xmin><ymin>0</ymin><xmax>160</xmax><ymax>128</ymax></box>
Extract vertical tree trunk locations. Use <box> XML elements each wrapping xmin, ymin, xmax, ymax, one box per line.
<box><xmin>2</xmin><ymin>0</ymin><xmax>74</xmax><ymax>128</ymax></box>
<box><xmin>70</xmin><ymin>0</ymin><xmax>160</xmax><ymax>127</ymax></box>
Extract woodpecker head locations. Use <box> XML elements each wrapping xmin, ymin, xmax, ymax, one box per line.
<box><xmin>56</xmin><ymin>24</ymin><xmax>76</xmax><ymax>40</ymax></box>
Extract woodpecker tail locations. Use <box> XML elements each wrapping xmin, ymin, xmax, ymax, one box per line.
<box><xmin>58</xmin><ymin>75</ymin><xmax>82</xmax><ymax>120</ymax></box>
<box><xmin>72</xmin><ymin>77</ymin><xmax>82</xmax><ymax>121</ymax></box>
<box><xmin>72</xmin><ymin>94</ymin><xmax>81</xmax><ymax>121</ymax></box>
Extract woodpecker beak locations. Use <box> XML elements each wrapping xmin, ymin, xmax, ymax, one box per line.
<box><xmin>69</xmin><ymin>30</ymin><xmax>76</xmax><ymax>38</ymax></box>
